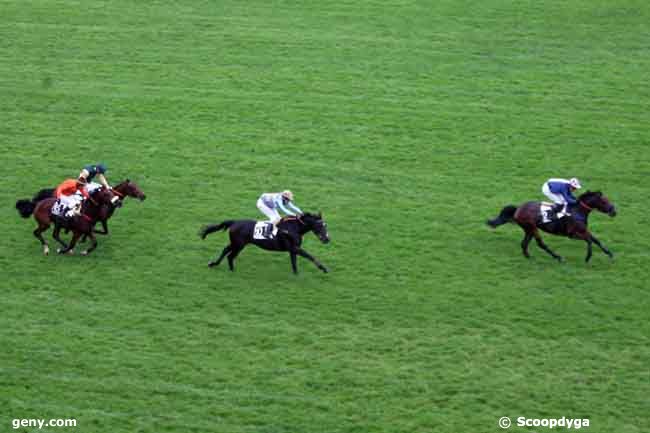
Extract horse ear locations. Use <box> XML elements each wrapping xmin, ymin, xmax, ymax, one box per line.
<box><xmin>318</xmin><ymin>211</ymin><xmax>322</xmax><ymax>218</ymax></box>
<box><xmin>126</xmin><ymin>178</ymin><xmax>131</xmax><ymax>183</ymax></box>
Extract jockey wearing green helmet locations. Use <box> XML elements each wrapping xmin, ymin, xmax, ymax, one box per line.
<box><xmin>79</xmin><ymin>163</ymin><xmax>118</xmax><ymax>204</ymax></box>
<box><xmin>79</xmin><ymin>163</ymin><xmax>110</xmax><ymax>189</ymax></box>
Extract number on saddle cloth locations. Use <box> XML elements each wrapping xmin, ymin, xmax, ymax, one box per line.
<box><xmin>253</xmin><ymin>221</ymin><xmax>277</xmax><ymax>240</ymax></box>
<box><xmin>51</xmin><ymin>199</ymin><xmax>68</xmax><ymax>217</ymax></box>
<box><xmin>540</xmin><ymin>202</ymin><xmax>565</xmax><ymax>223</ymax></box>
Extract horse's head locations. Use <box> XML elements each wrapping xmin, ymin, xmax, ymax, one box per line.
<box><xmin>301</xmin><ymin>212</ymin><xmax>330</xmax><ymax>244</ymax></box>
<box><xmin>114</xmin><ymin>179</ymin><xmax>146</xmax><ymax>201</ymax></box>
<box><xmin>579</xmin><ymin>191</ymin><xmax>616</xmax><ymax>217</ymax></box>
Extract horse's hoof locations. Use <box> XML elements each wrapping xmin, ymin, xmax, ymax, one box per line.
<box><xmin>557</xmin><ymin>256</ymin><xmax>564</xmax><ymax>263</ymax></box>
<box><xmin>43</xmin><ymin>246</ymin><xmax>49</xmax><ymax>255</ymax></box>
<box><xmin>81</xmin><ymin>250</ymin><xmax>89</xmax><ymax>256</ymax></box>
<box><xmin>57</xmin><ymin>248</ymin><xmax>63</xmax><ymax>254</ymax></box>
<box><xmin>208</xmin><ymin>261</ymin><xmax>215</xmax><ymax>268</ymax></box>
<box><xmin>322</xmin><ymin>267</ymin><xmax>329</xmax><ymax>273</ymax></box>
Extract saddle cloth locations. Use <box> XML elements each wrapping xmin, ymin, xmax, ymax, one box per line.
<box><xmin>253</xmin><ymin>221</ymin><xmax>278</xmax><ymax>240</ymax></box>
<box><xmin>51</xmin><ymin>200</ymin><xmax>68</xmax><ymax>217</ymax></box>
<box><xmin>540</xmin><ymin>202</ymin><xmax>567</xmax><ymax>223</ymax></box>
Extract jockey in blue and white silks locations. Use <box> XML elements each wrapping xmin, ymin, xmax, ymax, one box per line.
<box><xmin>257</xmin><ymin>190</ymin><xmax>303</xmax><ymax>227</ymax></box>
<box><xmin>542</xmin><ymin>177</ymin><xmax>582</xmax><ymax>215</ymax></box>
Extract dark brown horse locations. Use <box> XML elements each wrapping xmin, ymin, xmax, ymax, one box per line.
<box><xmin>199</xmin><ymin>213</ymin><xmax>330</xmax><ymax>274</ymax></box>
<box><xmin>487</xmin><ymin>191</ymin><xmax>616</xmax><ymax>262</ymax></box>
<box><xmin>21</xmin><ymin>188</ymin><xmax>115</xmax><ymax>255</ymax></box>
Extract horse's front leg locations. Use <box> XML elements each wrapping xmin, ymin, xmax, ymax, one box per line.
<box><xmin>93</xmin><ymin>220</ymin><xmax>108</xmax><ymax>235</ymax></box>
<box><xmin>58</xmin><ymin>231</ymin><xmax>81</xmax><ymax>255</ymax></box>
<box><xmin>296</xmin><ymin>248</ymin><xmax>329</xmax><ymax>273</ymax></box>
<box><xmin>590</xmin><ymin>234</ymin><xmax>613</xmax><ymax>260</ymax></box>
<box><xmin>81</xmin><ymin>232</ymin><xmax>98</xmax><ymax>256</ymax></box>
<box><xmin>585</xmin><ymin>238</ymin><xmax>593</xmax><ymax>262</ymax></box>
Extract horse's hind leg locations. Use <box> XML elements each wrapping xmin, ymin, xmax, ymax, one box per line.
<box><xmin>520</xmin><ymin>231</ymin><xmax>533</xmax><ymax>259</ymax></box>
<box><xmin>227</xmin><ymin>245</ymin><xmax>244</xmax><ymax>271</ymax></box>
<box><xmin>209</xmin><ymin>245</ymin><xmax>232</xmax><ymax>268</ymax></box>
<box><xmin>33</xmin><ymin>224</ymin><xmax>50</xmax><ymax>255</ymax></box>
<box><xmin>52</xmin><ymin>223</ymin><xmax>69</xmax><ymax>250</ymax></box>
<box><xmin>533</xmin><ymin>230</ymin><xmax>562</xmax><ymax>262</ymax></box>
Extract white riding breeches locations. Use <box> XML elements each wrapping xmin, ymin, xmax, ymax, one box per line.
<box><xmin>542</xmin><ymin>183</ymin><xmax>567</xmax><ymax>205</ymax></box>
<box><xmin>257</xmin><ymin>199</ymin><xmax>281</xmax><ymax>223</ymax></box>
<box><xmin>86</xmin><ymin>182</ymin><xmax>102</xmax><ymax>194</ymax></box>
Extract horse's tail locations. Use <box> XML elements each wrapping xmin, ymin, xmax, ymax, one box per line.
<box><xmin>199</xmin><ymin>220</ymin><xmax>235</xmax><ymax>239</ymax></box>
<box><xmin>487</xmin><ymin>205</ymin><xmax>517</xmax><ymax>228</ymax></box>
<box><xmin>33</xmin><ymin>188</ymin><xmax>55</xmax><ymax>202</ymax></box>
<box><xmin>16</xmin><ymin>199</ymin><xmax>36</xmax><ymax>218</ymax></box>
<box><xmin>15</xmin><ymin>188</ymin><xmax>55</xmax><ymax>218</ymax></box>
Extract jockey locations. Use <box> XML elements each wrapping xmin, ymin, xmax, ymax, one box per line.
<box><xmin>78</xmin><ymin>163</ymin><xmax>118</xmax><ymax>204</ymax></box>
<box><xmin>79</xmin><ymin>163</ymin><xmax>109</xmax><ymax>190</ymax></box>
<box><xmin>55</xmin><ymin>177</ymin><xmax>89</xmax><ymax>218</ymax></box>
<box><xmin>257</xmin><ymin>190</ymin><xmax>303</xmax><ymax>229</ymax></box>
<box><xmin>542</xmin><ymin>177</ymin><xmax>582</xmax><ymax>215</ymax></box>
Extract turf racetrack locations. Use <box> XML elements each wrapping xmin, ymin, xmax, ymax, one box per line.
<box><xmin>2</xmin><ymin>1</ymin><xmax>649</xmax><ymax>432</ymax></box>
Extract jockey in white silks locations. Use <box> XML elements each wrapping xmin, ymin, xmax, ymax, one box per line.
<box><xmin>541</xmin><ymin>177</ymin><xmax>582</xmax><ymax>215</ymax></box>
<box><xmin>256</xmin><ymin>190</ymin><xmax>303</xmax><ymax>228</ymax></box>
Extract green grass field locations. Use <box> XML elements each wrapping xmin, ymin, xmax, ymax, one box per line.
<box><xmin>2</xmin><ymin>1</ymin><xmax>649</xmax><ymax>432</ymax></box>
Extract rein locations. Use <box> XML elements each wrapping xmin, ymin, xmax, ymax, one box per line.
<box><xmin>579</xmin><ymin>201</ymin><xmax>593</xmax><ymax>211</ymax></box>
<box><xmin>283</xmin><ymin>216</ymin><xmax>304</xmax><ymax>225</ymax></box>
<box><xmin>111</xmin><ymin>188</ymin><xmax>125</xmax><ymax>198</ymax></box>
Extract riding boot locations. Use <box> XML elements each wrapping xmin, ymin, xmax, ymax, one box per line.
<box><xmin>553</xmin><ymin>203</ymin><xmax>565</xmax><ymax>218</ymax></box>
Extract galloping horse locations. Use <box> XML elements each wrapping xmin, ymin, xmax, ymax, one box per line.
<box><xmin>18</xmin><ymin>188</ymin><xmax>115</xmax><ymax>255</ymax></box>
<box><xmin>16</xmin><ymin>179</ymin><xmax>146</xmax><ymax>237</ymax></box>
<box><xmin>199</xmin><ymin>213</ymin><xmax>330</xmax><ymax>274</ymax></box>
<box><xmin>487</xmin><ymin>191</ymin><xmax>616</xmax><ymax>262</ymax></box>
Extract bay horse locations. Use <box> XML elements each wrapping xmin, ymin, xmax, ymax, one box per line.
<box><xmin>199</xmin><ymin>212</ymin><xmax>330</xmax><ymax>274</ymax></box>
<box><xmin>81</xmin><ymin>179</ymin><xmax>146</xmax><ymax>238</ymax></box>
<box><xmin>487</xmin><ymin>191</ymin><xmax>616</xmax><ymax>262</ymax></box>
<box><xmin>16</xmin><ymin>179</ymin><xmax>146</xmax><ymax>236</ymax></box>
<box><xmin>21</xmin><ymin>188</ymin><xmax>115</xmax><ymax>255</ymax></box>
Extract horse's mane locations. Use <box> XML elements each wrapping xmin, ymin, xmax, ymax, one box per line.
<box><xmin>113</xmin><ymin>179</ymin><xmax>131</xmax><ymax>188</ymax></box>
<box><xmin>578</xmin><ymin>190</ymin><xmax>602</xmax><ymax>200</ymax></box>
